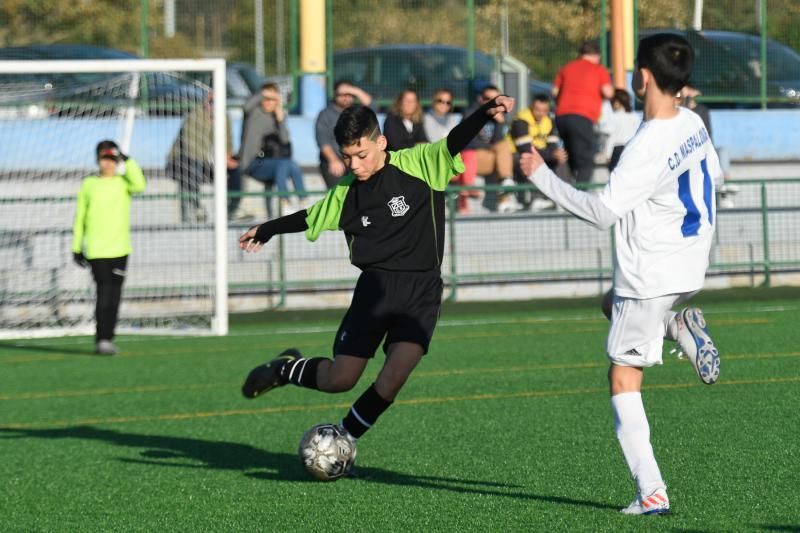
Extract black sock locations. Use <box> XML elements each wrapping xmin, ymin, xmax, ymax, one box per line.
<box><xmin>341</xmin><ymin>384</ymin><xmax>393</xmax><ymax>439</ymax></box>
<box><xmin>280</xmin><ymin>357</ymin><xmax>326</xmax><ymax>390</ymax></box>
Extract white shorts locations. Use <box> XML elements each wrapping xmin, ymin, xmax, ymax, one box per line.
<box><xmin>606</xmin><ymin>292</ymin><xmax>696</xmax><ymax>367</ymax></box>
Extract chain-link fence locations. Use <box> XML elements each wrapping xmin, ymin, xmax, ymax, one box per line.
<box><xmin>224</xmin><ymin>179</ymin><xmax>800</xmax><ymax>307</ymax></box>
<box><xmin>3</xmin><ymin>1</ymin><xmax>798</xmax><ymax>109</ymax></box>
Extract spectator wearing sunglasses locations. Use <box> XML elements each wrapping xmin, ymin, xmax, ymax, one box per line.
<box><xmin>424</xmin><ymin>88</ymin><xmax>460</xmax><ymax>142</ymax></box>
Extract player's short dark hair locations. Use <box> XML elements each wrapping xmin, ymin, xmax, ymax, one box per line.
<box><xmin>334</xmin><ymin>105</ymin><xmax>380</xmax><ymax>148</ymax></box>
<box><xmin>636</xmin><ymin>33</ymin><xmax>694</xmax><ymax>96</ymax></box>
<box><xmin>260</xmin><ymin>82</ymin><xmax>280</xmax><ymax>93</ymax></box>
<box><xmin>532</xmin><ymin>93</ymin><xmax>550</xmax><ymax>104</ymax></box>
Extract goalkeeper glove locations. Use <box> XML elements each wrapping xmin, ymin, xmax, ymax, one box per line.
<box><xmin>73</xmin><ymin>252</ymin><xmax>89</xmax><ymax>268</ymax></box>
<box><xmin>252</xmin><ymin>224</ymin><xmax>274</xmax><ymax>244</ymax></box>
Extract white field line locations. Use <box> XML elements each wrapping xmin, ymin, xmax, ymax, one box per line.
<box><xmin>3</xmin><ymin>303</ymin><xmax>798</xmax><ymax>348</ymax></box>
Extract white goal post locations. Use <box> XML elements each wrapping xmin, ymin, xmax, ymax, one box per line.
<box><xmin>0</xmin><ymin>59</ymin><xmax>229</xmax><ymax>338</ymax></box>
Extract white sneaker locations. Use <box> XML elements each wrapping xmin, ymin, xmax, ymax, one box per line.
<box><xmin>96</xmin><ymin>340</ymin><xmax>119</xmax><ymax>355</ymax></box>
<box><xmin>675</xmin><ymin>307</ymin><xmax>720</xmax><ymax>384</ymax></box>
<box><xmin>620</xmin><ymin>487</ymin><xmax>670</xmax><ymax>515</ymax></box>
<box><xmin>497</xmin><ymin>195</ymin><xmax>521</xmax><ymax>213</ymax></box>
<box><xmin>530</xmin><ymin>198</ymin><xmax>555</xmax><ymax>212</ymax></box>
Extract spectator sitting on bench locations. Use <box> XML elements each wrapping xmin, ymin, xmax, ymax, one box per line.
<box><xmin>239</xmin><ymin>83</ymin><xmax>307</xmax><ymax>217</ymax></box>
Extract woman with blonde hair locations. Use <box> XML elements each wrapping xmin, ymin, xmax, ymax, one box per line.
<box><xmin>383</xmin><ymin>89</ymin><xmax>428</xmax><ymax>151</ymax></box>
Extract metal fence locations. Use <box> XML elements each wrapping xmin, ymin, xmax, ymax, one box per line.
<box><xmin>232</xmin><ymin>178</ymin><xmax>800</xmax><ymax>307</ymax></box>
<box><xmin>2</xmin><ymin>1</ymin><xmax>799</xmax><ymax>108</ymax></box>
<box><xmin>1</xmin><ymin>178</ymin><xmax>799</xmax><ymax>320</ymax></box>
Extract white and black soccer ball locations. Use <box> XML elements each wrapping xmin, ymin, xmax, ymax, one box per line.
<box><xmin>298</xmin><ymin>423</ymin><xmax>357</xmax><ymax>481</ymax></box>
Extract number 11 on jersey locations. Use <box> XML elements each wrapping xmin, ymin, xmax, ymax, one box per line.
<box><xmin>677</xmin><ymin>157</ymin><xmax>714</xmax><ymax>237</ymax></box>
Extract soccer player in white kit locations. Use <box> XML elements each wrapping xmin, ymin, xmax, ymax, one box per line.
<box><xmin>520</xmin><ymin>33</ymin><xmax>721</xmax><ymax>515</ymax></box>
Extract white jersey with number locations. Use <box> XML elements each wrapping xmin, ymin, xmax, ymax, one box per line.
<box><xmin>599</xmin><ymin>107</ymin><xmax>721</xmax><ymax>299</ymax></box>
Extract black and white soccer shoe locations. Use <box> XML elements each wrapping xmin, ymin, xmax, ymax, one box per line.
<box><xmin>241</xmin><ymin>348</ymin><xmax>301</xmax><ymax>399</ymax></box>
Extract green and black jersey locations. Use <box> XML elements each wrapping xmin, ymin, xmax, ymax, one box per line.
<box><xmin>304</xmin><ymin>138</ymin><xmax>463</xmax><ymax>272</ymax></box>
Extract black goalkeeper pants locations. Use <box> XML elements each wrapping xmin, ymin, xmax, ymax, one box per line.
<box><xmin>89</xmin><ymin>256</ymin><xmax>128</xmax><ymax>342</ymax></box>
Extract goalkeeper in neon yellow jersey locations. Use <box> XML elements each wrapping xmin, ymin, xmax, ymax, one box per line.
<box><xmin>72</xmin><ymin>140</ymin><xmax>146</xmax><ymax>355</ymax></box>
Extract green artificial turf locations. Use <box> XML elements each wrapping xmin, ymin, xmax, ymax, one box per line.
<box><xmin>1</xmin><ymin>287</ymin><xmax>799</xmax><ymax>531</ymax></box>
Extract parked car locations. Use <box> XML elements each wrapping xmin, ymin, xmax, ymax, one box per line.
<box><xmin>529</xmin><ymin>78</ymin><xmax>554</xmax><ymax>99</ymax></box>
<box><xmin>637</xmin><ymin>29</ymin><xmax>758</xmax><ymax>107</ymax></box>
<box><xmin>638</xmin><ymin>29</ymin><xmax>800</xmax><ymax>107</ymax></box>
<box><xmin>0</xmin><ymin>44</ymin><xmax>254</xmax><ymax>117</ymax></box>
<box><xmin>702</xmin><ymin>30</ymin><xmax>800</xmax><ymax>104</ymax></box>
<box><xmin>333</xmin><ymin>44</ymin><xmax>551</xmax><ymax>111</ymax></box>
<box><xmin>332</xmin><ymin>44</ymin><xmax>501</xmax><ymax>111</ymax></box>
<box><xmin>228</xmin><ymin>62</ymin><xmax>266</xmax><ymax>94</ymax></box>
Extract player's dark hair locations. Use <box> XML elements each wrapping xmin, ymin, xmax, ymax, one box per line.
<box><xmin>532</xmin><ymin>93</ymin><xmax>551</xmax><ymax>104</ymax></box>
<box><xmin>636</xmin><ymin>33</ymin><xmax>694</xmax><ymax>96</ymax></box>
<box><xmin>96</xmin><ymin>139</ymin><xmax>120</xmax><ymax>160</ymax></box>
<box><xmin>260</xmin><ymin>82</ymin><xmax>280</xmax><ymax>93</ymax></box>
<box><xmin>334</xmin><ymin>105</ymin><xmax>380</xmax><ymax>148</ymax></box>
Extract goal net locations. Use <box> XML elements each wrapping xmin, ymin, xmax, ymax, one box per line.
<box><xmin>0</xmin><ymin>59</ymin><xmax>229</xmax><ymax>338</ymax></box>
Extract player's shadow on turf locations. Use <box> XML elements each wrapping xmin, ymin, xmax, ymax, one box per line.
<box><xmin>0</xmin><ymin>341</ymin><xmax>97</xmax><ymax>357</ymax></box>
<box><xmin>0</xmin><ymin>425</ymin><xmax>617</xmax><ymax>510</ymax></box>
<box><xmin>0</xmin><ymin>425</ymin><xmax>310</xmax><ymax>481</ymax></box>
<box><xmin>248</xmin><ymin>463</ymin><xmax>619</xmax><ymax>510</ymax></box>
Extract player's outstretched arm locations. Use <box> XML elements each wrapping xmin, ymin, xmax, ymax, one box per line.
<box><xmin>520</xmin><ymin>152</ymin><xmax>618</xmax><ymax>230</ymax></box>
<box><xmin>239</xmin><ymin>209</ymin><xmax>309</xmax><ymax>253</ymax></box>
<box><xmin>446</xmin><ymin>95</ymin><xmax>515</xmax><ymax>156</ymax></box>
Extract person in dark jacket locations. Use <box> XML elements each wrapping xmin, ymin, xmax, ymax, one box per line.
<box><xmin>383</xmin><ymin>89</ymin><xmax>428</xmax><ymax>151</ymax></box>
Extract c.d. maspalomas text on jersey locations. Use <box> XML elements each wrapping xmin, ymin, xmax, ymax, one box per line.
<box><xmin>667</xmin><ymin>124</ymin><xmax>710</xmax><ymax>171</ymax></box>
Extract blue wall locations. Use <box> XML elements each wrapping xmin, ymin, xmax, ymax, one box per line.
<box><xmin>0</xmin><ymin>109</ymin><xmax>798</xmax><ymax>171</ymax></box>
<box><xmin>711</xmin><ymin>110</ymin><xmax>800</xmax><ymax>161</ymax></box>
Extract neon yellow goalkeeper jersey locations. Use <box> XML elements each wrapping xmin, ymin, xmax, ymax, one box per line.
<box><xmin>71</xmin><ymin>159</ymin><xmax>147</xmax><ymax>260</ymax></box>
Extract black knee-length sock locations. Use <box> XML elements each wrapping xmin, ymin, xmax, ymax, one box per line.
<box><xmin>341</xmin><ymin>384</ymin><xmax>393</xmax><ymax>439</ymax></box>
<box><xmin>280</xmin><ymin>357</ymin><xmax>327</xmax><ymax>390</ymax></box>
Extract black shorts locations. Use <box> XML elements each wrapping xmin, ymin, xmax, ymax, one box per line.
<box><xmin>333</xmin><ymin>269</ymin><xmax>443</xmax><ymax>358</ymax></box>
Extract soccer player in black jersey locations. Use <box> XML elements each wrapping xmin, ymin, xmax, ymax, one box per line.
<box><xmin>239</xmin><ymin>95</ymin><xmax>514</xmax><ymax>446</ymax></box>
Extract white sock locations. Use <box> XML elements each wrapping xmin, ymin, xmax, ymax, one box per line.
<box><xmin>663</xmin><ymin>311</ymin><xmax>678</xmax><ymax>341</ymax></box>
<box><xmin>611</xmin><ymin>392</ymin><xmax>665</xmax><ymax>496</ymax></box>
